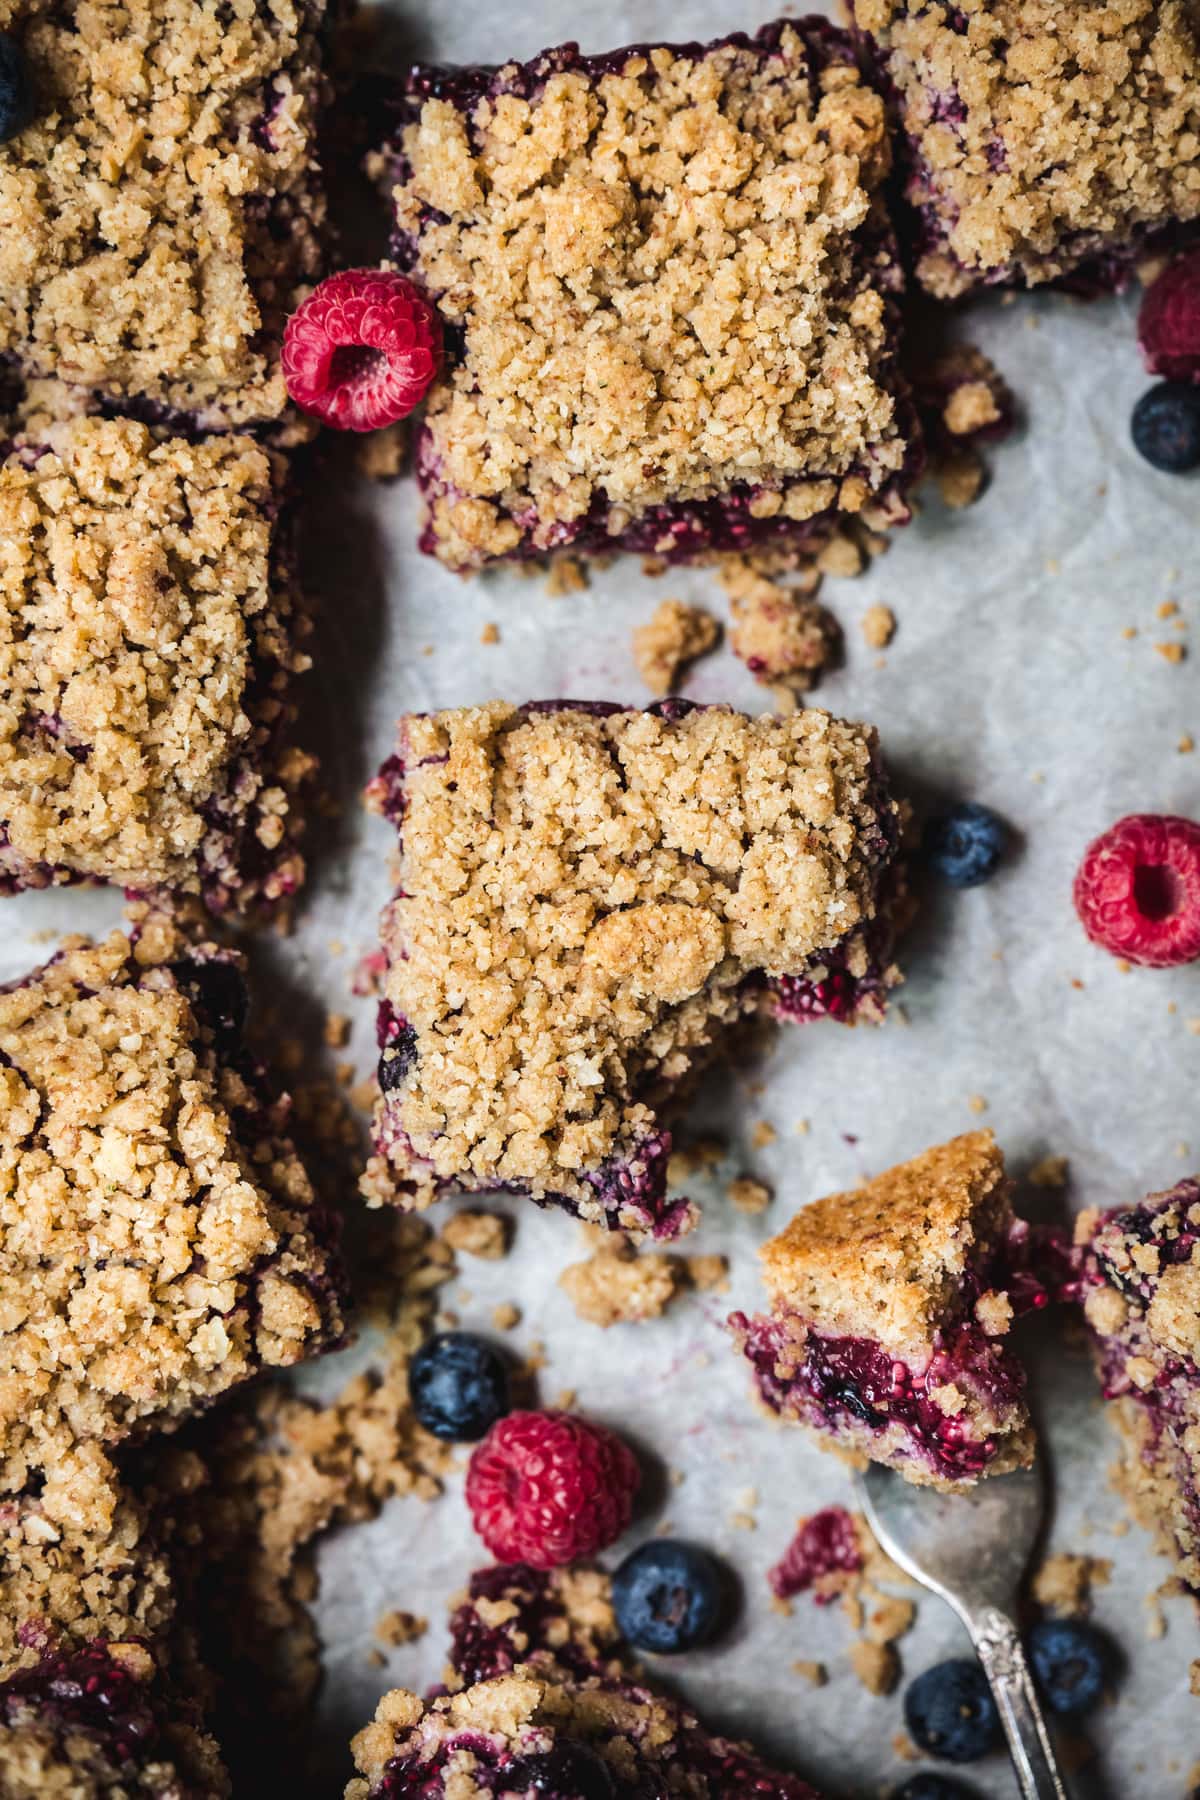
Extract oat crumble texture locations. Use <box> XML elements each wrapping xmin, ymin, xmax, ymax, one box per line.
<box><xmin>0</xmin><ymin>413</ymin><xmax>314</xmax><ymax>911</ymax></box>
<box><xmin>0</xmin><ymin>925</ymin><xmax>344</xmax><ymax>1499</ymax></box>
<box><xmin>851</xmin><ymin>0</ymin><xmax>1200</xmax><ymax>295</ymax></box>
<box><xmin>632</xmin><ymin>599</ymin><xmax>720</xmax><ymax>696</ymax></box>
<box><xmin>363</xmin><ymin>700</ymin><xmax>901</xmax><ymax>1239</ymax></box>
<box><xmin>345</xmin><ymin>1562</ymin><xmax>823</xmax><ymax>1798</ymax></box>
<box><xmin>0</xmin><ymin>0</ymin><xmax>329</xmax><ymax>432</ymax></box>
<box><xmin>734</xmin><ymin>1132</ymin><xmax>1043</xmax><ymax>1490</ymax></box>
<box><xmin>378</xmin><ymin>22</ymin><xmax>917</xmax><ymax>572</ymax></box>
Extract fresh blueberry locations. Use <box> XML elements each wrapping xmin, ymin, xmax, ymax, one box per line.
<box><xmin>0</xmin><ymin>34</ymin><xmax>33</xmax><ymax>143</ymax></box>
<box><xmin>408</xmin><ymin>1332</ymin><xmax>510</xmax><ymax>1441</ymax></box>
<box><xmin>904</xmin><ymin>1660</ymin><xmax>1000</xmax><ymax>1763</ymax></box>
<box><xmin>1026</xmin><ymin>1618</ymin><xmax>1107</xmax><ymax>1716</ymax></box>
<box><xmin>503</xmin><ymin>1743</ymin><xmax>615</xmax><ymax>1798</ymax></box>
<box><xmin>923</xmin><ymin>802</ymin><xmax>1007</xmax><ymax>888</ymax></box>
<box><xmin>611</xmin><ymin>1541</ymin><xmax>723</xmax><ymax>1654</ymax></box>
<box><xmin>1131</xmin><ymin>382</ymin><xmax>1200</xmax><ymax>473</ymax></box>
<box><xmin>895</xmin><ymin>1777</ymin><xmax>977</xmax><ymax>1800</ymax></box>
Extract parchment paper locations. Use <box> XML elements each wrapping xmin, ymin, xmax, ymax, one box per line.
<box><xmin>5</xmin><ymin>4</ymin><xmax>1199</xmax><ymax>1789</ymax></box>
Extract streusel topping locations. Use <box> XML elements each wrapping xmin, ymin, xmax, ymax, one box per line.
<box><xmin>854</xmin><ymin>0</ymin><xmax>1200</xmax><ymax>294</ymax></box>
<box><xmin>367</xmin><ymin>701</ymin><xmax>893</xmax><ymax>1215</ymax></box>
<box><xmin>0</xmin><ymin>414</ymin><xmax>308</xmax><ymax>902</ymax></box>
<box><xmin>391</xmin><ymin>27</ymin><xmax>908</xmax><ymax>568</ymax></box>
<box><xmin>760</xmin><ymin>1131</ymin><xmax>1010</xmax><ymax>1358</ymax></box>
<box><xmin>0</xmin><ymin>926</ymin><xmax>342</xmax><ymax>1496</ymax></box>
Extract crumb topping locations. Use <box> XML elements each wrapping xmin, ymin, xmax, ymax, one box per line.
<box><xmin>720</xmin><ymin>556</ymin><xmax>842</xmax><ymax>693</ymax></box>
<box><xmin>0</xmin><ymin>927</ymin><xmax>342</xmax><ymax>1497</ymax></box>
<box><xmin>759</xmin><ymin>1131</ymin><xmax>1011</xmax><ymax>1358</ymax></box>
<box><xmin>0</xmin><ymin>414</ymin><xmax>310</xmax><ymax>905</ymax></box>
<box><xmin>558</xmin><ymin>1238</ymin><xmax>682</xmax><ymax>1326</ymax></box>
<box><xmin>366</xmin><ymin>701</ymin><xmax>894</xmax><ymax>1225</ymax></box>
<box><xmin>390</xmin><ymin>25</ymin><xmax>909</xmax><ymax>568</ymax></box>
<box><xmin>632</xmin><ymin>600</ymin><xmax>720</xmax><ymax>696</ymax></box>
<box><xmin>854</xmin><ymin>0</ymin><xmax>1200</xmax><ymax>294</ymax></box>
<box><xmin>0</xmin><ymin>0</ymin><xmax>327</xmax><ymax>427</ymax></box>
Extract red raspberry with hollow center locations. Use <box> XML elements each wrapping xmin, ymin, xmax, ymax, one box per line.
<box><xmin>1139</xmin><ymin>250</ymin><xmax>1200</xmax><ymax>384</ymax></box>
<box><xmin>282</xmin><ymin>268</ymin><xmax>441</xmax><ymax>431</ymax></box>
<box><xmin>465</xmin><ymin>1410</ymin><xmax>640</xmax><ymax>1569</ymax></box>
<box><xmin>1073</xmin><ymin>813</ymin><xmax>1200</xmax><ymax>968</ymax></box>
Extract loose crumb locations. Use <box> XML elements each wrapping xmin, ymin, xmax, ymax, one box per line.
<box><xmin>850</xmin><ymin>1638</ymin><xmax>899</xmax><ymax>1696</ymax></box>
<box><xmin>1029</xmin><ymin>1155</ymin><xmax>1069</xmax><ymax>1190</ymax></box>
<box><xmin>324</xmin><ymin>1012</ymin><xmax>351</xmax><ymax>1049</ymax></box>
<box><xmin>860</xmin><ymin>603</ymin><xmax>896</xmax><ymax>650</ymax></box>
<box><xmin>357</xmin><ymin>423</ymin><xmax>408</xmax><ymax>481</ymax></box>
<box><xmin>543</xmin><ymin>558</ymin><xmax>589</xmax><ymax>599</ymax></box>
<box><xmin>720</xmin><ymin>556</ymin><xmax>841</xmax><ymax>694</ymax></box>
<box><xmin>1032</xmin><ymin>1553</ymin><xmax>1112</xmax><ymax>1619</ymax></box>
<box><xmin>892</xmin><ymin>1731</ymin><xmax>920</xmax><ymax>1763</ymax></box>
<box><xmin>480</xmin><ymin>622</ymin><xmax>500</xmax><ymax>646</ymax></box>
<box><xmin>632</xmin><ymin>599</ymin><xmax>720</xmax><ymax>695</ymax></box>
<box><xmin>375</xmin><ymin>1610</ymin><xmax>427</xmax><ymax>1648</ymax></box>
<box><xmin>967</xmin><ymin>1094</ymin><xmax>988</xmax><ymax>1114</ymax></box>
<box><xmin>441</xmin><ymin>1211</ymin><xmax>511</xmax><ymax>1261</ymax></box>
<box><xmin>792</xmin><ymin>1659</ymin><xmax>827</xmax><ymax>1686</ymax></box>
<box><xmin>1179</xmin><ymin>734</ymin><xmax>1195</xmax><ymax>754</ymax></box>
<box><xmin>492</xmin><ymin>1302</ymin><xmax>521</xmax><ymax>1331</ymax></box>
<box><xmin>666</xmin><ymin>1137</ymin><xmax>726</xmax><ymax>1183</ymax></box>
<box><xmin>728</xmin><ymin>1177</ymin><xmax>772</xmax><ymax>1216</ymax></box>
<box><xmin>936</xmin><ymin>449</ymin><xmax>984</xmax><ymax>509</ymax></box>
<box><xmin>1156</xmin><ymin>642</ymin><xmax>1186</xmax><ymax>664</ymax></box>
<box><xmin>559</xmin><ymin>1240</ymin><xmax>681</xmax><ymax>1327</ymax></box>
<box><xmin>686</xmin><ymin>1254</ymin><xmax>730</xmax><ymax>1293</ymax></box>
<box><xmin>752</xmin><ymin>1121</ymin><xmax>777</xmax><ymax>1149</ymax></box>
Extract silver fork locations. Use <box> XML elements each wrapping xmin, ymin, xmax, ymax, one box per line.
<box><xmin>856</xmin><ymin>1462</ymin><xmax>1068</xmax><ymax>1800</ymax></box>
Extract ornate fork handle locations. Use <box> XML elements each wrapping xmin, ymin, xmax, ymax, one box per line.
<box><xmin>968</xmin><ymin>1604</ymin><xmax>1068</xmax><ymax>1800</ymax></box>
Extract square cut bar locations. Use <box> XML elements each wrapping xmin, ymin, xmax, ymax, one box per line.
<box><xmin>1076</xmin><ymin>1179</ymin><xmax>1200</xmax><ymax>1594</ymax></box>
<box><xmin>363</xmin><ymin>699</ymin><xmax>902</xmax><ymax>1239</ymax></box>
<box><xmin>377</xmin><ymin>20</ymin><xmax>919</xmax><ymax>573</ymax></box>
<box><xmin>0</xmin><ymin>0</ymin><xmax>329</xmax><ymax>436</ymax></box>
<box><xmin>0</xmin><ymin>922</ymin><xmax>344</xmax><ymax>1498</ymax></box>
<box><xmin>733</xmin><ymin>1132</ymin><xmax>1046</xmax><ymax>1489</ymax></box>
<box><xmin>0</xmin><ymin>411</ymin><xmax>313</xmax><ymax>912</ymax></box>
<box><xmin>849</xmin><ymin>0</ymin><xmax>1200</xmax><ymax>297</ymax></box>
<box><xmin>346</xmin><ymin>1563</ymin><xmax>822</xmax><ymax>1799</ymax></box>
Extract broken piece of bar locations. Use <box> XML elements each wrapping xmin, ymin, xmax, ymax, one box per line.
<box><xmin>362</xmin><ymin>700</ymin><xmax>902</xmax><ymax>1239</ymax></box>
<box><xmin>0</xmin><ymin>921</ymin><xmax>344</xmax><ymax>1495</ymax></box>
<box><xmin>1076</xmin><ymin>1178</ymin><xmax>1200</xmax><ymax>1594</ymax></box>
<box><xmin>346</xmin><ymin>1563</ymin><xmax>822</xmax><ymax>1798</ymax></box>
<box><xmin>374</xmin><ymin>21</ymin><xmax>919</xmax><ymax>573</ymax></box>
<box><xmin>0</xmin><ymin>0</ymin><xmax>330</xmax><ymax>434</ymax></box>
<box><xmin>0</xmin><ymin>411</ymin><xmax>313</xmax><ymax>912</ymax></box>
<box><xmin>849</xmin><ymin>0</ymin><xmax>1200</xmax><ymax>297</ymax></box>
<box><xmin>732</xmin><ymin>1132</ymin><xmax>1057</xmax><ymax>1489</ymax></box>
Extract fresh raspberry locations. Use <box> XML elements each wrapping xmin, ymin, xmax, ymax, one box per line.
<box><xmin>1073</xmin><ymin>814</ymin><xmax>1200</xmax><ymax>968</ymax></box>
<box><xmin>465</xmin><ymin>1410</ymin><xmax>640</xmax><ymax>1569</ymax></box>
<box><xmin>282</xmin><ymin>268</ymin><xmax>441</xmax><ymax>431</ymax></box>
<box><xmin>1139</xmin><ymin>250</ymin><xmax>1200</xmax><ymax>384</ymax></box>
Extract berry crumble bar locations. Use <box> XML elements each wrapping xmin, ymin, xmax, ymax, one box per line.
<box><xmin>850</xmin><ymin>0</ymin><xmax>1200</xmax><ymax>297</ymax></box>
<box><xmin>0</xmin><ymin>920</ymin><xmax>344</xmax><ymax>1497</ymax></box>
<box><xmin>1076</xmin><ymin>1179</ymin><xmax>1200</xmax><ymax>1594</ymax></box>
<box><xmin>362</xmin><ymin>700</ymin><xmax>902</xmax><ymax>1239</ymax></box>
<box><xmin>346</xmin><ymin>1562</ymin><xmax>822</xmax><ymax>1798</ymax></box>
<box><xmin>0</xmin><ymin>0</ymin><xmax>329</xmax><ymax>435</ymax></box>
<box><xmin>374</xmin><ymin>21</ymin><xmax>919</xmax><ymax>573</ymax></box>
<box><xmin>732</xmin><ymin>1132</ymin><xmax>1062</xmax><ymax>1488</ymax></box>
<box><xmin>0</xmin><ymin>409</ymin><xmax>314</xmax><ymax>911</ymax></box>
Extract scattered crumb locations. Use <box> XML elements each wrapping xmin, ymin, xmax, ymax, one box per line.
<box><xmin>1029</xmin><ymin>1155</ymin><xmax>1069</xmax><ymax>1190</ymax></box>
<box><xmin>1145</xmin><ymin>1590</ymin><xmax>1167</xmax><ymax>1640</ymax></box>
<box><xmin>860</xmin><ymin>603</ymin><xmax>895</xmax><ymax>650</ymax></box>
<box><xmin>555</xmin><ymin>1389</ymin><xmax>577</xmax><ymax>1410</ymax></box>
<box><xmin>1032</xmin><ymin>1553</ymin><xmax>1112</xmax><ymax>1619</ymax></box>
<box><xmin>850</xmin><ymin>1638</ymin><xmax>899</xmax><ymax>1696</ymax></box>
<box><xmin>794</xmin><ymin>1119</ymin><xmax>810</xmax><ymax>1136</ymax></box>
<box><xmin>792</xmin><ymin>1659</ymin><xmax>827</xmax><ymax>1687</ymax></box>
<box><xmin>892</xmin><ymin>1731</ymin><xmax>920</xmax><ymax>1763</ymax></box>
<box><xmin>632</xmin><ymin>598</ymin><xmax>720</xmax><ymax>695</ymax></box>
<box><xmin>815</xmin><ymin>532</ymin><xmax>864</xmax><ymax>580</ymax></box>
<box><xmin>323</xmin><ymin>1012</ymin><xmax>350</xmax><ymax>1049</ymax></box>
<box><xmin>686</xmin><ymin>1254</ymin><xmax>730</xmax><ymax>1293</ymax></box>
<box><xmin>720</xmin><ymin>556</ymin><xmax>841</xmax><ymax>694</ymax></box>
<box><xmin>543</xmin><ymin>557</ymin><xmax>589</xmax><ymax>598</ymax></box>
<box><xmin>752</xmin><ymin>1121</ymin><xmax>777</xmax><ymax>1149</ymax></box>
<box><xmin>357</xmin><ymin>422</ymin><xmax>407</xmax><ymax>480</ymax></box>
<box><xmin>967</xmin><ymin>1094</ymin><xmax>988</xmax><ymax>1114</ymax></box>
<box><xmin>375</xmin><ymin>1609</ymin><xmax>427</xmax><ymax>1648</ymax></box>
<box><xmin>367</xmin><ymin>1647</ymin><xmax>386</xmax><ymax>1669</ymax></box>
<box><xmin>666</xmin><ymin>1137</ymin><xmax>726</xmax><ymax>1183</ymax></box>
<box><xmin>1187</xmin><ymin>1019</ymin><xmax>1200</xmax><ymax>1036</ymax></box>
<box><xmin>1156</xmin><ymin>642</ymin><xmax>1186</xmax><ymax>664</ymax></box>
<box><xmin>731</xmin><ymin>1512</ymin><xmax>757</xmax><ymax>1532</ymax></box>
<box><xmin>937</xmin><ymin>449</ymin><xmax>985</xmax><ymax>509</ymax></box>
<box><xmin>1179</xmin><ymin>733</ymin><xmax>1195</xmax><ymax>754</ymax></box>
<box><xmin>480</xmin><ymin>622</ymin><xmax>500</xmax><ymax>646</ymax></box>
<box><xmin>1157</xmin><ymin>600</ymin><xmax>1180</xmax><ymax>620</ymax></box>
<box><xmin>441</xmin><ymin>1211</ymin><xmax>511</xmax><ymax>1261</ymax></box>
<box><xmin>492</xmin><ymin>1302</ymin><xmax>521</xmax><ymax>1331</ymax></box>
<box><xmin>1121</xmin><ymin>626</ymin><xmax>1138</xmax><ymax>640</ymax></box>
<box><xmin>867</xmin><ymin>1595</ymin><xmax>915</xmax><ymax>1645</ymax></box>
<box><xmin>559</xmin><ymin>1239</ymin><xmax>681</xmax><ymax>1327</ymax></box>
<box><xmin>728</xmin><ymin>1176</ymin><xmax>772</xmax><ymax>1216</ymax></box>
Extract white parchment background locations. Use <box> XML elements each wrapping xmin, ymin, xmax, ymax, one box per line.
<box><xmin>5</xmin><ymin>2</ymin><xmax>1200</xmax><ymax>1790</ymax></box>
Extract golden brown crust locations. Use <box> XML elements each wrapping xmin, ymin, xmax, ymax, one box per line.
<box><xmin>855</xmin><ymin>0</ymin><xmax>1200</xmax><ymax>295</ymax></box>
<box><xmin>0</xmin><ymin>0</ymin><xmax>328</xmax><ymax>431</ymax></box>
<box><xmin>760</xmin><ymin>1131</ymin><xmax>1010</xmax><ymax>1359</ymax></box>
<box><xmin>388</xmin><ymin>27</ymin><xmax>911</xmax><ymax>569</ymax></box>
<box><xmin>365</xmin><ymin>701</ymin><xmax>895</xmax><ymax>1228</ymax></box>
<box><xmin>0</xmin><ymin>924</ymin><xmax>343</xmax><ymax>1498</ymax></box>
<box><xmin>0</xmin><ymin>413</ymin><xmax>312</xmax><ymax>907</ymax></box>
